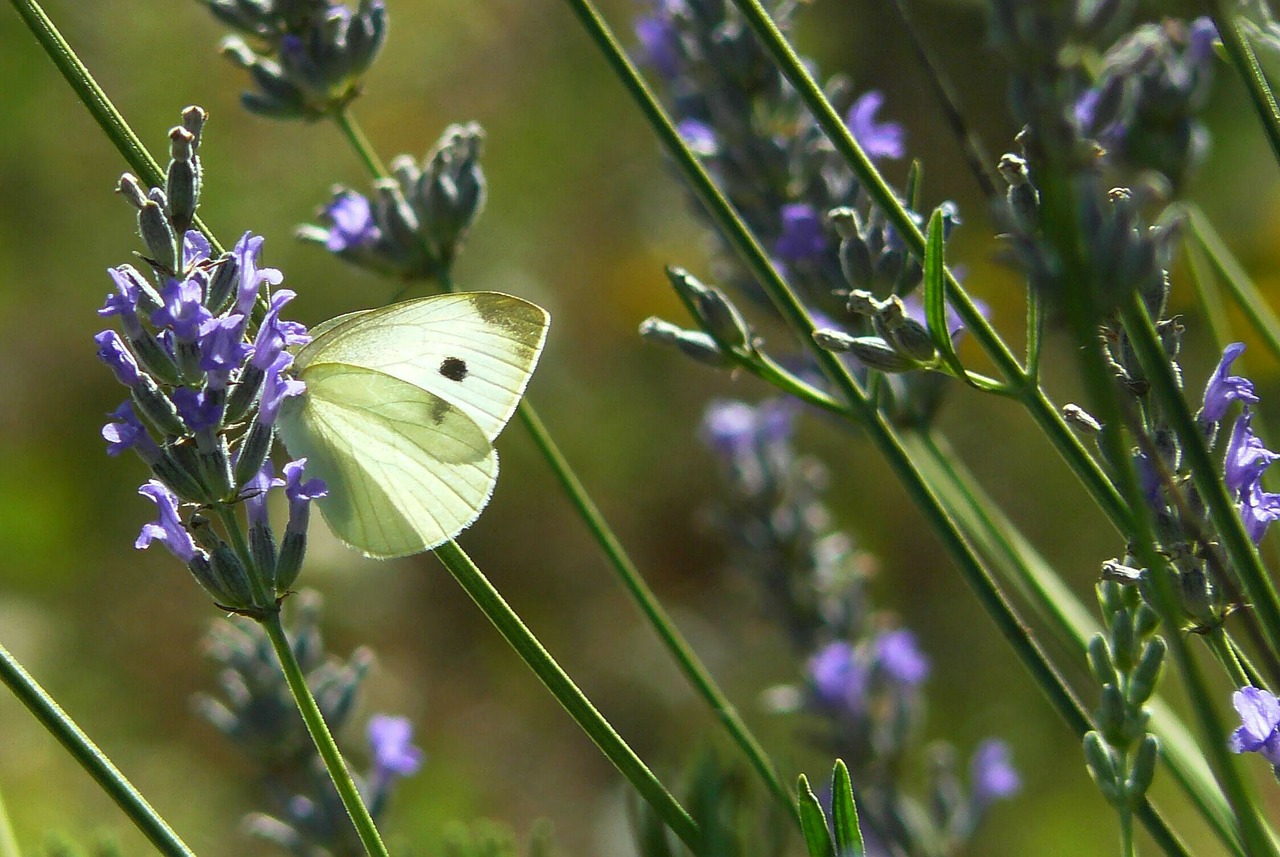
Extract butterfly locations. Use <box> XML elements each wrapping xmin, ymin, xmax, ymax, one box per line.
<box><xmin>276</xmin><ymin>292</ymin><xmax>549</xmax><ymax>558</ymax></box>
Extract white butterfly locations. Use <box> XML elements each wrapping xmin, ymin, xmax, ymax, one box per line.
<box><xmin>276</xmin><ymin>292</ymin><xmax>549</xmax><ymax>558</ymax></box>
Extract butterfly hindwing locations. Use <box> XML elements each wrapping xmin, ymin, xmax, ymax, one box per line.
<box><xmin>277</xmin><ymin>363</ymin><xmax>499</xmax><ymax>558</ymax></box>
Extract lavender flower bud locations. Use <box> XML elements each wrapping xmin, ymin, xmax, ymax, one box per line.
<box><xmin>205</xmin><ymin>251</ymin><xmax>241</xmax><ymax>315</ymax></box>
<box><xmin>1087</xmin><ymin>634</ymin><xmax>1117</xmax><ymax>687</ymax></box>
<box><xmin>667</xmin><ymin>267</ymin><xmax>752</xmax><ymax>351</ymax></box>
<box><xmin>210</xmin><ymin>543</ymin><xmax>256</xmax><ymax>609</ymax></box>
<box><xmin>235</xmin><ymin>422</ymin><xmax>275</xmax><ymax>488</ymax></box>
<box><xmin>138</xmin><ymin>194</ymin><xmax>179</xmax><ymax>273</ymax></box>
<box><xmin>167</xmin><ymin>127</ymin><xmax>201</xmax><ymax>235</ymax></box>
<box><xmin>1126</xmin><ymin>638</ymin><xmax>1166</xmax><ymax>706</ymax></box>
<box><xmin>638</xmin><ymin>317</ymin><xmax>728</xmax><ymax>367</ymax></box>
<box><xmin>1125</xmin><ymin>734</ymin><xmax>1159</xmax><ymax>804</ymax></box>
<box><xmin>1083</xmin><ymin>731</ymin><xmax>1123</xmax><ymax>807</ymax></box>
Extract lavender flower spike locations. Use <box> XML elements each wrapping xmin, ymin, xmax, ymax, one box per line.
<box><xmin>1202</xmin><ymin>342</ymin><xmax>1259</xmax><ymax>424</ymax></box>
<box><xmin>846</xmin><ymin>91</ymin><xmax>906</xmax><ymax>161</ymax></box>
<box><xmin>136</xmin><ymin>479</ymin><xmax>200</xmax><ymax>563</ymax></box>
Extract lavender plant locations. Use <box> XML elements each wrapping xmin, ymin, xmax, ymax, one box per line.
<box><xmin>15</xmin><ymin>0</ymin><xmax>1280</xmax><ymax>854</ymax></box>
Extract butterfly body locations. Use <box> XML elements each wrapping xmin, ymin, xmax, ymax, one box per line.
<box><xmin>277</xmin><ymin>292</ymin><xmax>549</xmax><ymax>558</ymax></box>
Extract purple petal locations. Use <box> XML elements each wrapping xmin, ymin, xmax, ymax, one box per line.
<box><xmin>846</xmin><ymin>91</ymin><xmax>905</xmax><ymax>161</ymax></box>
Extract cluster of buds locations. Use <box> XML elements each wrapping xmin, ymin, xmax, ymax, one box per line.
<box><xmin>200</xmin><ymin>0</ymin><xmax>388</xmax><ymax>118</ymax></box>
<box><xmin>95</xmin><ymin>107</ymin><xmax>324</xmax><ymax>615</ymax></box>
<box><xmin>297</xmin><ymin>123</ymin><xmax>487</xmax><ymax>281</ymax></box>
<box><xmin>197</xmin><ymin>593</ymin><xmax>423</xmax><ymax>855</ymax></box>
<box><xmin>1082</xmin><ymin>579</ymin><xmax>1165</xmax><ymax>816</ymax></box>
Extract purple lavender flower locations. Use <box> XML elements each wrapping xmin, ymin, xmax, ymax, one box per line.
<box><xmin>282</xmin><ymin>458</ymin><xmax>327</xmax><ymax>536</ymax></box>
<box><xmin>1187</xmin><ymin>17</ymin><xmax>1218</xmax><ymax>65</ymax></box>
<box><xmin>808</xmin><ymin>641</ymin><xmax>868</xmax><ymax>713</ymax></box>
<box><xmin>1225</xmin><ymin>410</ymin><xmax>1279</xmax><ymax>498</ymax></box>
<box><xmin>1240</xmin><ymin>481</ymin><xmax>1280</xmax><ymax>544</ymax></box>
<box><xmin>677</xmin><ymin>119</ymin><xmax>717</xmax><ymax>157</ymax></box>
<box><xmin>153</xmin><ymin>277</ymin><xmax>212</xmax><ymax>342</ymax></box>
<box><xmin>243</xmin><ymin>462</ymin><xmax>278</xmax><ymax>530</ymax></box>
<box><xmin>252</xmin><ymin>289</ymin><xmax>310</xmax><ymax>371</ymax></box>
<box><xmin>258</xmin><ymin>359</ymin><xmax>306</xmax><ymax>427</ymax></box>
<box><xmin>199</xmin><ymin>313</ymin><xmax>253</xmax><ymax>387</ymax></box>
<box><xmin>775</xmin><ymin>203</ymin><xmax>829</xmax><ymax>263</ymax></box>
<box><xmin>845</xmin><ymin>91</ymin><xmax>905</xmax><ymax>161</ymax></box>
<box><xmin>182</xmin><ymin>230</ymin><xmax>212</xmax><ymax>272</ymax></box>
<box><xmin>635</xmin><ymin>13</ymin><xmax>679</xmax><ymax>78</ymax></box>
<box><xmin>970</xmin><ymin>739</ymin><xmax>1021</xmax><ymax>809</ymax></box>
<box><xmin>874</xmin><ymin>629</ymin><xmax>929</xmax><ymax>686</ymax></box>
<box><xmin>102</xmin><ymin>402</ymin><xmax>158</xmax><ymax>459</ymax></box>
<box><xmin>1229</xmin><ymin>686</ymin><xmax>1280</xmax><ymax>766</ymax></box>
<box><xmin>232</xmin><ymin>232</ymin><xmax>284</xmax><ymax>318</ymax></box>
<box><xmin>367</xmin><ymin>714</ymin><xmax>424</xmax><ymax>779</ymax></box>
<box><xmin>136</xmin><ymin>480</ymin><xmax>199</xmax><ymax>562</ymax></box>
<box><xmin>1202</xmin><ymin>343</ymin><xmax>1258</xmax><ymax>424</ymax></box>
<box><xmin>100</xmin><ymin>267</ymin><xmax>147</xmax><ymax>338</ymax></box>
<box><xmin>95</xmin><ymin>330</ymin><xmax>143</xmax><ymax>387</ymax></box>
<box><xmin>319</xmin><ymin>191</ymin><xmax>380</xmax><ymax>253</ymax></box>
<box><xmin>172</xmin><ymin>387</ymin><xmax>224</xmax><ymax>434</ymax></box>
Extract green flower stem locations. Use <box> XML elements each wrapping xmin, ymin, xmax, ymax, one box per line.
<box><xmin>431</xmin><ymin>540</ymin><xmax>700</xmax><ymax>849</ymax></box>
<box><xmin>558</xmin><ymin>2</ymin><xmax>1189</xmax><ymax>852</ymax></box>
<box><xmin>258</xmin><ymin>611</ymin><xmax>390</xmax><ymax>857</ymax></box>
<box><xmin>1204</xmin><ymin>0</ymin><xmax>1280</xmax><ymax>173</ymax></box>
<box><xmin>0</xmin><ymin>789</ymin><xmax>17</xmax><ymax>857</ymax></box>
<box><xmin>1120</xmin><ymin>811</ymin><xmax>1135</xmax><ymax>857</ymax></box>
<box><xmin>7</xmin><ymin>0</ymin><xmax>222</xmax><ymax>255</ymax></box>
<box><xmin>333</xmin><ymin>107</ymin><xmax>389</xmax><ymax>183</ymax></box>
<box><xmin>911</xmin><ymin>431</ymin><xmax>1243</xmax><ymax>856</ymax></box>
<box><xmin>1207</xmin><ymin>629</ymin><xmax>1251</xmax><ymax>690</ymax></box>
<box><xmin>0</xmin><ymin>641</ymin><xmax>195</xmax><ymax>857</ymax></box>
<box><xmin>724</xmin><ymin>0</ymin><xmax>1133</xmax><ymax>536</ymax></box>
<box><xmin>329</xmin><ymin>110</ymin><xmax>796</xmax><ymax>820</ymax></box>
<box><xmin>1120</xmin><ymin>300</ymin><xmax>1280</xmax><ymax>679</ymax></box>
<box><xmin>1183</xmin><ymin>203</ymin><xmax>1280</xmax><ymax>362</ymax></box>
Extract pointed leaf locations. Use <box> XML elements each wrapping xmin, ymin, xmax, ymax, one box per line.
<box><xmin>797</xmin><ymin>774</ymin><xmax>836</xmax><ymax>857</ymax></box>
<box><xmin>923</xmin><ymin>207</ymin><xmax>971</xmax><ymax>384</ymax></box>
<box><xmin>830</xmin><ymin>761</ymin><xmax>865</xmax><ymax>857</ymax></box>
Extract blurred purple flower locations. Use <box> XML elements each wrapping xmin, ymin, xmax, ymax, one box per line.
<box><xmin>846</xmin><ymin>91</ymin><xmax>905</xmax><ymax>161</ymax></box>
<box><xmin>1240</xmin><ymin>480</ymin><xmax>1280</xmax><ymax>544</ymax></box>
<box><xmin>320</xmin><ymin>191</ymin><xmax>380</xmax><ymax>253</ymax></box>
<box><xmin>677</xmin><ymin>118</ymin><xmax>717</xmax><ymax>157</ymax></box>
<box><xmin>808</xmin><ymin>641</ymin><xmax>868</xmax><ymax>713</ymax></box>
<box><xmin>636</xmin><ymin>13</ymin><xmax>680</xmax><ymax>78</ymax></box>
<box><xmin>701</xmin><ymin>399</ymin><xmax>794</xmax><ymax>459</ymax></box>
<box><xmin>875</xmin><ymin>629</ymin><xmax>929</xmax><ymax>686</ymax></box>
<box><xmin>775</xmin><ymin>203</ymin><xmax>828</xmax><ymax>262</ymax></box>
<box><xmin>368</xmin><ymin>714</ymin><xmax>424</xmax><ymax>779</ymax></box>
<box><xmin>970</xmin><ymin>739</ymin><xmax>1021</xmax><ymax>809</ymax></box>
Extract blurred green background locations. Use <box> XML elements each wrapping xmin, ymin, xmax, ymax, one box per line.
<box><xmin>2</xmin><ymin>0</ymin><xmax>1279</xmax><ymax>854</ymax></box>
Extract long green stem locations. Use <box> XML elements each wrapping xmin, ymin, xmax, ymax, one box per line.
<box><xmin>330</xmin><ymin>109</ymin><xmax>795</xmax><ymax>818</ymax></box>
<box><xmin>1205</xmin><ymin>0</ymin><xmax>1280</xmax><ymax>173</ymax></box>
<box><xmin>431</xmin><ymin>540</ymin><xmax>700</xmax><ymax>849</ymax></box>
<box><xmin>6</xmin><ymin>0</ymin><xmax>222</xmax><ymax>254</ymax></box>
<box><xmin>558</xmin><ymin>2</ymin><xmax>1188</xmax><ymax>852</ymax></box>
<box><xmin>259</xmin><ymin>612</ymin><xmax>390</xmax><ymax>857</ymax></box>
<box><xmin>0</xmin><ymin>642</ymin><xmax>195</xmax><ymax>857</ymax></box>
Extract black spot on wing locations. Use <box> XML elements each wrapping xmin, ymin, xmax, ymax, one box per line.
<box><xmin>439</xmin><ymin>356</ymin><xmax>469</xmax><ymax>382</ymax></box>
<box><xmin>428</xmin><ymin>397</ymin><xmax>451</xmax><ymax>426</ymax></box>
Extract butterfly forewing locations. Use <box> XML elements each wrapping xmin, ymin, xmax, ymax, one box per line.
<box><xmin>295</xmin><ymin>292</ymin><xmax>549</xmax><ymax>441</ymax></box>
<box><xmin>277</xmin><ymin>363</ymin><xmax>499</xmax><ymax>558</ymax></box>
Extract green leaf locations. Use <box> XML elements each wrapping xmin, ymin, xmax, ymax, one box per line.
<box><xmin>796</xmin><ymin>774</ymin><xmax>836</xmax><ymax>857</ymax></box>
<box><xmin>830</xmin><ymin>761</ymin><xmax>865</xmax><ymax>857</ymax></box>
<box><xmin>923</xmin><ymin>207</ymin><xmax>968</xmax><ymax>383</ymax></box>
